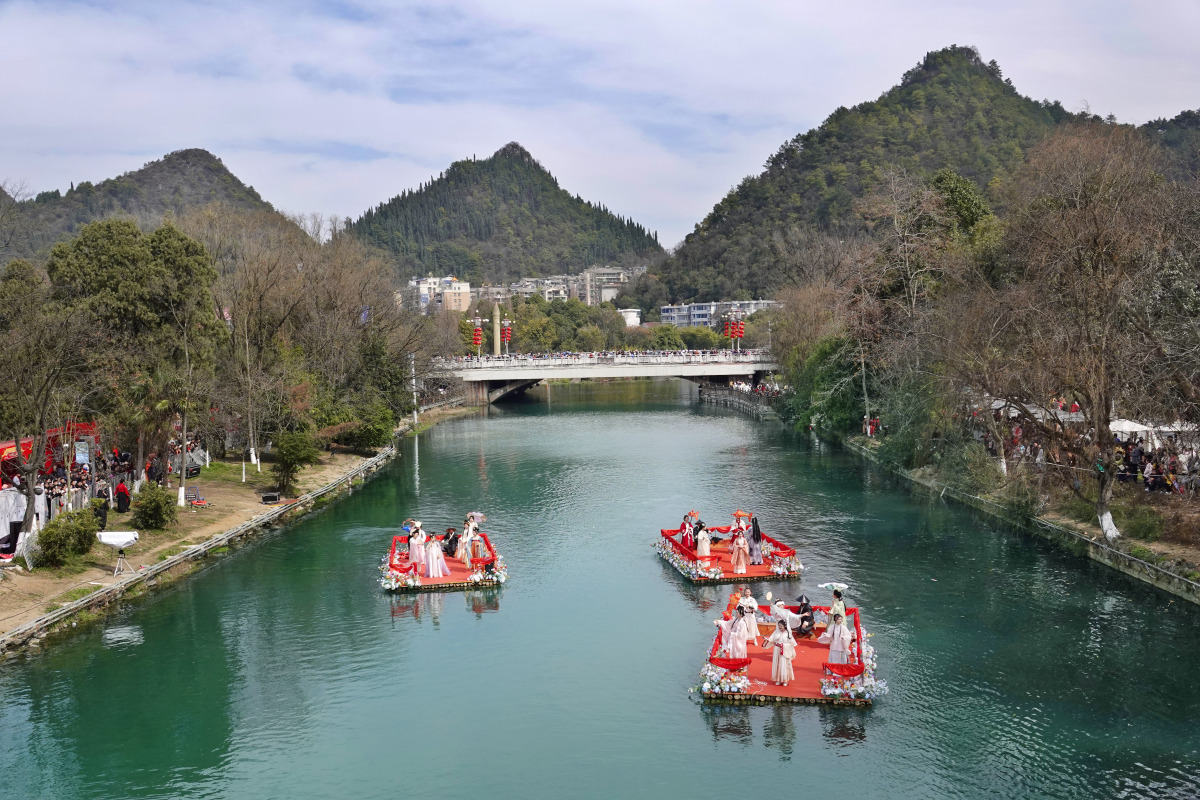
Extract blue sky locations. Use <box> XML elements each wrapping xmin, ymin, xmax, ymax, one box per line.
<box><xmin>2</xmin><ymin>0</ymin><xmax>1198</xmax><ymax>246</ymax></box>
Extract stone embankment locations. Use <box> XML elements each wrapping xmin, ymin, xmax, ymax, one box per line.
<box><xmin>697</xmin><ymin>387</ymin><xmax>780</xmax><ymax>421</ymax></box>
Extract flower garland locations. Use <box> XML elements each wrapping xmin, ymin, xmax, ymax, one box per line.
<box><xmin>691</xmin><ymin>661</ymin><xmax>751</xmax><ymax>695</ymax></box>
<box><xmin>378</xmin><ymin>557</ymin><xmax>422</xmax><ymax>590</ymax></box>
<box><xmin>818</xmin><ymin>633</ymin><xmax>889</xmax><ymax>701</ymax></box>
<box><xmin>468</xmin><ymin>555</ymin><xmax>508</xmax><ymax>584</ymax></box>
<box><xmin>769</xmin><ymin>554</ymin><xmax>804</xmax><ymax>576</ymax></box>
<box><xmin>655</xmin><ymin>539</ymin><xmax>724</xmax><ymax>580</ymax></box>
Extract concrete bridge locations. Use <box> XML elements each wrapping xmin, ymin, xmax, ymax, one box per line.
<box><xmin>441</xmin><ymin>350</ymin><xmax>779</xmax><ymax>404</ymax></box>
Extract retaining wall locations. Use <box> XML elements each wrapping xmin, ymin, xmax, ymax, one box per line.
<box><xmin>698</xmin><ymin>387</ymin><xmax>780</xmax><ymax>421</ymax></box>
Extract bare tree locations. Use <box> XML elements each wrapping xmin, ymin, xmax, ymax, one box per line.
<box><xmin>946</xmin><ymin>123</ymin><xmax>1174</xmax><ymax>540</ymax></box>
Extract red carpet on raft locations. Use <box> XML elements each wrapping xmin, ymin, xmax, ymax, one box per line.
<box><xmin>731</xmin><ymin>621</ymin><xmax>852</xmax><ymax>703</ymax></box>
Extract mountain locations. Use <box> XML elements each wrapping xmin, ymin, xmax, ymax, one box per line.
<box><xmin>347</xmin><ymin>142</ymin><xmax>663</xmax><ymax>285</ymax></box>
<box><xmin>1142</xmin><ymin>109</ymin><xmax>1200</xmax><ymax>179</ymax></box>
<box><xmin>656</xmin><ymin>45</ymin><xmax>1084</xmax><ymax>302</ymax></box>
<box><xmin>4</xmin><ymin>149</ymin><xmax>272</xmax><ymax>261</ymax></box>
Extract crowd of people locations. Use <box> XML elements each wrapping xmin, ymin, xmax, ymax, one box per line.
<box><xmin>975</xmin><ymin>404</ymin><xmax>1199</xmax><ymax>496</ymax></box>
<box><xmin>678</xmin><ymin>510</ymin><xmax>766</xmax><ymax>574</ymax></box>
<box><xmin>713</xmin><ymin>587</ymin><xmax>857</xmax><ymax>687</ymax></box>
<box><xmin>728</xmin><ymin>380</ymin><xmax>783</xmax><ymax>400</ymax></box>
<box><xmin>0</xmin><ymin>432</ymin><xmax>207</xmax><ymax>561</ymax></box>
<box><xmin>399</xmin><ymin>514</ymin><xmax>492</xmax><ymax>579</ymax></box>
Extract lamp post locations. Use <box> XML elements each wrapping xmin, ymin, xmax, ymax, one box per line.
<box><xmin>501</xmin><ymin>316</ymin><xmax>512</xmax><ymax>356</ymax></box>
<box><xmin>471</xmin><ymin>315</ymin><xmax>489</xmax><ymax>358</ymax></box>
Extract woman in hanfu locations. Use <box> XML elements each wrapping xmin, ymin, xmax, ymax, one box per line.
<box><xmin>424</xmin><ymin>533</ymin><xmax>451</xmax><ymax>578</ymax></box>
<box><xmin>817</xmin><ymin>613</ymin><xmax>855</xmax><ymax>664</ymax></box>
<box><xmin>714</xmin><ymin>607</ymin><xmax>752</xmax><ymax>659</ymax></box>
<box><xmin>696</xmin><ymin>525</ymin><xmax>711</xmax><ymax>557</ymax></box>
<box><xmin>765</xmin><ymin>620</ymin><xmax>796</xmax><ymax>686</ymax></box>
<box><xmin>456</xmin><ymin>517</ymin><xmax>473</xmax><ymax>563</ymax></box>
<box><xmin>729</xmin><ymin>530</ymin><xmax>749</xmax><ymax>574</ymax></box>
<box><xmin>747</xmin><ymin>516</ymin><xmax>764</xmax><ymax>565</ymax></box>
<box><xmin>408</xmin><ymin>522</ymin><xmax>427</xmax><ymax>570</ymax></box>
<box><xmin>738</xmin><ymin>589</ymin><xmax>761</xmax><ymax>646</ymax></box>
<box><xmin>680</xmin><ymin>514</ymin><xmax>695</xmax><ymax>550</ymax></box>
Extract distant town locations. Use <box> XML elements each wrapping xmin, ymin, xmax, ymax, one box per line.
<box><xmin>408</xmin><ymin>265</ymin><xmax>776</xmax><ymax>329</ymax></box>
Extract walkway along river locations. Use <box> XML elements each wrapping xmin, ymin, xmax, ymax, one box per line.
<box><xmin>0</xmin><ymin>379</ymin><xmax>1197</xmax><ymax>799</ymax></box>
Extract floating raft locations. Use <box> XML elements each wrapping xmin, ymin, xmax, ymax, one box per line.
<box><xmin>696</xmin><ymin>595</ymin><xmax>886</xmax><ymax>706</ymax></box>
<box><xmin>379</xmin><ymin>533</ymin><xmax>507</xmax><ymax>593</ymax></box>
<box><xmin>656</xmin><ymin>525</ymin><xmax>802</xmax><ymax>583</ymax></box>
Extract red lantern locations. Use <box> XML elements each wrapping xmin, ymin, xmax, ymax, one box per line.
<box><xmin>735</xmin><ymin>320</ymin><xmax>745</xmax><ymax>338</ymax></box>
<box><xmin>472</xmin><ymin>327</ymin><xmax>482</xmax><ymax>346</ymax></box>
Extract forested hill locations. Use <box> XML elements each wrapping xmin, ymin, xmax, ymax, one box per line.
<box><xmin>657</xmin><ymin>45</ymin><xmax>1079</xmax><ymax>302</ymax></box>
<box><xmin>347</xmin><ymin>142</ymin><xmax>663</xmax><ymax>285</ymax></box>
<box><xmin>4</xmin><ymin>149</ymin><xmax>272</xmax><ymax>261</ymax></box>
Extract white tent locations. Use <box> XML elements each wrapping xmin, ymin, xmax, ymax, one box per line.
<box><xmin>1110</xmin><ymin>419</ymin><xmax>1154</xmax><ymax>434</ymax></box>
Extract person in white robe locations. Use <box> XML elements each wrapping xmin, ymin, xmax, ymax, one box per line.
<box><xmin>459</xmin><ymin>528</ymin><xmax>476</xmax><ymax>568</ymax></box>
<box><xmin>738</xmin><ymin>589</ymin><xmax>761</xmax><ymax>645</ymax></box>
<box><xmin>817</xmin><ymin>613</ymin><xmax>855</xmax><ymax>664</ymax></box>
<box><xmin>765</xmin><ymin>621</ymin><xmax>797</xmax><ymax>685</ymax></box>
<box><xmin>713</xmin><ymin>608</ymin><xmax>753</xmax><ymax>659</ymax></box>
<box><xmin>424</xmin><ymin>535</ymin><xmax>450</xmax><ymax>578</ymax></box>
<box><xmin>696</xmin><ymin>526</ymin><xmax>711</xmax><ymax>557</ymax></box>
<box><xmin>408</xmin><ymin>523</ymin><xmax>427</xmax><ymax>569</ymax></box>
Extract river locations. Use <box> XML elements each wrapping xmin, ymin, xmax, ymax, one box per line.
<box><xmin>1</xmin><ymin>380</ymin><xmax>1198</xmax><ymax>799</ymax></box>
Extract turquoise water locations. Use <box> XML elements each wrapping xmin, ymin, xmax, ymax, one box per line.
<box><xmin>1</xmin><ymin>380</ymin><xmax>1198</xmax><ymax>799</ymax></box>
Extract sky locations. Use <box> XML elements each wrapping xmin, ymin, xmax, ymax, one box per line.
<box><xmin>1</xmin><ymin>0</ymin><xmax>1198</xmax><ymax>247</ymax></box>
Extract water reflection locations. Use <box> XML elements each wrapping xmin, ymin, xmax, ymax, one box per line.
<box><xmin>388</xmin><ymin>592</ymin><xmax>444</xmax><ymax>623</ymax></box>
<box><xmin>819</xmin><ymin>707</ymin><xmax>867</xmax><ymax>747</ymax></box>
<box><xmin>701</xmin><ymin>703</ymin><xmax>754</xmax><ymax>744</ymax></box>
<box><xmin>762</xmin><ymin>705</ymin><xmax>797</xmax><ymax>760</ymax></box>
<box><xmin>464</xmin><ymin>587</ymin><xmax>501</xmax><ymax>615</ymax></box>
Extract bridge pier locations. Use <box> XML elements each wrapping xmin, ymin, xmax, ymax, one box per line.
<box><xmin>464</xmin><ymin>378</ymin><xmax>543</xmax><ymax>405</ymax></box>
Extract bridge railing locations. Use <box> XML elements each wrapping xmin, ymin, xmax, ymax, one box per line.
<box><xmin>440</xmin><ymin>350</ymin><xmax>774</xmax><ymax>370</ymax></box>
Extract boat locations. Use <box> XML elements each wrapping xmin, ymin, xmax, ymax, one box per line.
<box><xmin>656</xmin><ymin>513</ymin><xmax>802</xmax><ymax>582</ymax></box>
<box><xmin>693</xmin><ymin>592</ymin><xmax>888</xmax><ymax>705</ymax></box>
<box><xmin>379</xmin><ymin>525</ymin><xmax>507</xmax><ymax>592</ymax></box>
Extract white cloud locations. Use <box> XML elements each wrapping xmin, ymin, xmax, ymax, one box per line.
<box><xmin>1</xmin><ymin>0</ymin><xmax>1198</xmax><ymax>247</ymax></box>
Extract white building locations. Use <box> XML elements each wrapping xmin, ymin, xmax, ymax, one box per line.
<box><xmin>618</xmin><ymin>308</ymin><xmax>642</xmax><ymax>327</ymax></box>
<box><xmin>659</xmin><ymin>300</ymin><xmax>777</xmax><ymax>328</ymax></box>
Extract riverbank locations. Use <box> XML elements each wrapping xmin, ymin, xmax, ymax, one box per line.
<box><xmin>0</xmin><ymin>402</ymin><xmax>476</xmax><ymax>657</ymax></box>
<box><xmin>842</xmin><ymin>435</ymin><xmax>1200</xmax><ymax>606</ymax></box>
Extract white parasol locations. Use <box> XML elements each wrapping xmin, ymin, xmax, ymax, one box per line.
<box><xmin>818</xmin><ymin>582</ymin><xmax>849</xmax><ymax>592</ymax></box>
<box><xmin>467</xmin><ymin>512</ymin><xmax>487</xmax><ymax>522</ymax></box>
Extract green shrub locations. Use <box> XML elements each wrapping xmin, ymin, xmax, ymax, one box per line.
<box><xmin>999</xmin><ymin>473</ymin><xmax>1043</xmax><ymax>522</ymax></box>
<box><xmin>131</xmin><ymin>483</ymin><xmax>178</xmax><ymax>530</ymax></box>
<box><xmin>941</xmin><ymin>440</ymin><xmax>1002</xmax><ymax>495</ymax></box>
<box><xmin>1128</xmin><ymin>545</ymin><xmax>1157</xmax><ymax>562</ymax></box>
<box><xmin>1115</xmin><ymin>504</ymin><xmax>1164</xmax><ymax>542</ymax></box>
<box><xmin>37</xmin><ymin>507</ymin><xmax>99</xmax><ymax>567</ymax></box>
<box><xmin>336</xmin><ymin>401</ymin><xmax>395</xmax><ymax>451</ymax></box>
<box><xmin>271</xmin><ymin>430</ymin><xmax>322</xmax><ymax>495</ymax></box>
